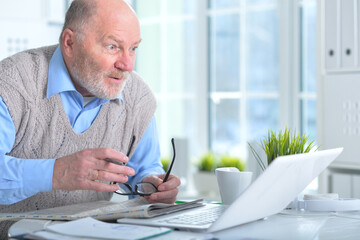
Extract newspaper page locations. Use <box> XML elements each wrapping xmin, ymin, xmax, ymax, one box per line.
<box><xmin>0</xmin><ymin>198</ymin><xmax>204</xmax><ymax>221</ymax></box>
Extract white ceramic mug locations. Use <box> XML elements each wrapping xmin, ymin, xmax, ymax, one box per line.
<box><xmin>215</xmin><ymin>167</ymin><xmax>253</xmax><ymax>205</ymax></box>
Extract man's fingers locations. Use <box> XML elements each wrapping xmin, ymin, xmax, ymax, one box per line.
<box><xmin>91</xmin><ymin>148</ymin><xmax>129</xmax><ymax>165</ymax></box>
<box><xmin>53</xmin><ymin>148</ymin><xmax>135</xmax><ymax>192</ymax></box>
<box><xmin>142</xmin><ymin>174</ymin><xmax>165</xmax><ymax>187</ymax></box>
<box><xmin>147</xmin><ymin>188</ymin><xmax>179</xmax><ymax>203</ymax></box>
<box><xmin>96</xmin><ymin>170</ymin><xmax>129</xmax><ymax>183</ymax></box>
<box><xmin>140</xmin><ymin>174</ymin><xmax>181</xmax><ymax>204</ymax></box>
<box><xmin>101</xmin><ymin>163</ymin><xmax>135</xmax><ymax>176</ymax></box>
<box><xmin>157</xmin><ymin>175</ymin><xmax>181</xmax><ymax>191</ymax></box>
<box><xmin>89</xmin><ymin>169</ymin><xmax>99</xmax><ymax>180</ymax></box>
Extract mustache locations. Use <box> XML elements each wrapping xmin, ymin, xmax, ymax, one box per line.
<box><xmin>107</xmin><ymin>71</ymin><xmax>129</xmax><ymax>79</ymax></box>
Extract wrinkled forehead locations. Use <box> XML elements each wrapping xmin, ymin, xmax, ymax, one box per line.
<box><xmin>90</xmin><ymin>0</ymin><xmax>140</xmax><ymax>36</ymax></box>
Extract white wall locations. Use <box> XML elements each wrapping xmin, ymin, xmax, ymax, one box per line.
<box><xmin>0</xmin><ymin>0</ymin><xmax>65</xmax><ymax>60</ymax></box>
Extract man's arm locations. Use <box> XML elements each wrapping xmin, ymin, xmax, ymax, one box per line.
<box><xmin>0</xmin><ymin>96</ymin><xmax>55</xmax><ymax>205</ymax></box>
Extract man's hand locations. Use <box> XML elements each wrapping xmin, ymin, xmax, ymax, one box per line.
<box><xmin>52</xmin><ymin>148</ymin><xmax>135</xmax><ymax>192</ymax></box>
<box><xmin>142</xmin><ymin>174</ymin><xmax>181</xmax><ymax>204</ymax></box>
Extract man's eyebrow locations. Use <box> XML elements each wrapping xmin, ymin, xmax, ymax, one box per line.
<box><xmin>134</xmin><ymin>39</ymin><xmax>142</xmax><ymax>45</ymax></box>
<box><xmin>107</xmin><ymin>36</ymin><xmax>142</xmax><ymax>45</ymax></box>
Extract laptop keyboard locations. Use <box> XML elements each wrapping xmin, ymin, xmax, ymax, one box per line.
<box><xmin>159</xmin><ymin>205</ymin><xmax>227</xmax><ymax>226</ymax></box>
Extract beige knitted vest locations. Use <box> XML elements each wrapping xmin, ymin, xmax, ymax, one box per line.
<box><xmin>0</xmin><ymin>45</ymin><xmax>156</xmax><ymax>213</ymax></box>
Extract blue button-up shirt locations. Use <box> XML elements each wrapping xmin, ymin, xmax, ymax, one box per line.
<box><xmin>0</xmin><ymin>47</ymin><xmax>164</xmax><ymax>205</ymax></box>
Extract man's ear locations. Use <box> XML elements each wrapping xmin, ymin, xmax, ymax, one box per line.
<box><xmin>61</xmin><ymin>28</ymin><xmax>75</xmax><ymax>57</ymax></box>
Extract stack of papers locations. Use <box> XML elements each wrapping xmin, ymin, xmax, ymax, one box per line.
<box><xmin>22</xmin><ymin>217</ymin><xmax>172</xmax><ymax>240</ymax></box>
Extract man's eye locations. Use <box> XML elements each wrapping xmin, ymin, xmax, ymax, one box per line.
<box><xmin>131</xmin><ymin>46</ymin><xmax>138</xmax><ymax>52</ymax></box>
<box><xmin>107</xmin><ymin>45</ymin><xmax>116</xmax><ymax>51</ymax></box>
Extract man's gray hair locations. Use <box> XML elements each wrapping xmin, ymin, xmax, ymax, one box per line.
<box><xmin>59</xmin><ymin>0</ymin><xmax>98</xmax><ymax>43</ymax></box>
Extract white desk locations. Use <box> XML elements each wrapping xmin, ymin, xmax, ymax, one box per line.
<box><xmin>9</xmin><ymin>211</ymin><xmax>360</xmax><ymax>240</ymax></box>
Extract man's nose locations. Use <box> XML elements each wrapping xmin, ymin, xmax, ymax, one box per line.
<box><xmin>115</xmin><ymin>51</ymin><xmax>134</xmax><ymax>72</ymax></box>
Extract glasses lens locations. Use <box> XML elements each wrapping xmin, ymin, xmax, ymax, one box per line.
<box><xmin>135</xmin><ymin>182</ymin><xmax>157</xmax><ymax>195</ymax></box>
<box><xmin>114</xmin><ymin>183</ymin><xmax>133</xmax><ymax>195</ymax></box>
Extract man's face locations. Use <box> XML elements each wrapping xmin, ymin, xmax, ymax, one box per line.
<box><xmin>68</xmin><ymin>3</ymin><xmax>141</xmax><ymax>99</ymax></box>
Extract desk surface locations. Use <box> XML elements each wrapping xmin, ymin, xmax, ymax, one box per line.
<box><xmin>153</xmin><ymin>212</ymin><xmax>360</xmax><ymax>240</ymax></box>
<box><xmin>9</xmin><ymin>211</ymin><xmax>360</xmax><ymax>240</ymax></box>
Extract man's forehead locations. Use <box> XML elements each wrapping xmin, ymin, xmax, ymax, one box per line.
<box><xmin>81</xmin><ymin>0</ymin><xmax>140</xmax><ymax>42</ymax></box>
<box><xmin>96</xmin><ymin>0</ymin><xmax>135</xmax><ymax>16</ymax></box>
<box><xmin>94</xmin><ymin>4</ymin><xmax>139</xmax><ymax>29</ymax></box>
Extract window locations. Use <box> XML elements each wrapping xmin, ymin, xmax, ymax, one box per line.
<box><xmin>208</xmin><ymin>0</ymin><xmax>317</xmax><ymax>160</ymax></box>
<box><xmin>133</xmin><ymin>0</ymin><xmax>318</xmax><ymax>164</ymax></box>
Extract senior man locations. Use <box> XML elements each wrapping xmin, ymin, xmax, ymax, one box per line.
<box><xmin>0</xmin><ymin>0</ymin><xmax>180</xmax><ymax>237</ymax></box>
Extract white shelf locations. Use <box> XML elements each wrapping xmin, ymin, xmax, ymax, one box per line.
<box><xmin>329</xmin><ymin>162</ymin><xmax>360</xmax><ymax>171</ymax></box>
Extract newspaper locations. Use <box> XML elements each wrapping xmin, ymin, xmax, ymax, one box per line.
<box><xmin>0</xmin><ymin>198</ymin><xmax>204</xmax><ymax>222</ymax></box>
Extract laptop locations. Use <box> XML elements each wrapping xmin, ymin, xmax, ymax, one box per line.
<box><xmin>117</xmin><ymin>148</ymin><xmax>343</xmax><ymax>233</ymax></box>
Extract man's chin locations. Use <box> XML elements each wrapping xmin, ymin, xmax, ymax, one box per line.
<box><xmin>98</xmin><ymin>87</ymin><xmax>124</xmax><ymax>100</ymax></box>
<box><xmin>99</xmin><ymin>92</ymin><xmax>121</xmax><ymax>100</ymax></box>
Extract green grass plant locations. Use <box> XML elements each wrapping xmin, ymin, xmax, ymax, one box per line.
<box><xmin>248</xmin><ymin>128</ymin><xmax>318</xmax><ymax>171</ymax></box>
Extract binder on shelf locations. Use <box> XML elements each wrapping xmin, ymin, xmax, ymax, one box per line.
<box><xmin>341</xmin><ymin>0</ymin><xmax>356</xmax><ymax>68</ymax></box>
<box><xmin>324</xmin><ymin>0</ymin><xmax>339</xmax><ymax>69</ymax></box>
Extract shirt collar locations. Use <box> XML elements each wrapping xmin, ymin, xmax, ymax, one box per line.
<box><xmin>46</xmin><ymin>46</ymin><xmax>124</xmax><ymax>103</ymax></box>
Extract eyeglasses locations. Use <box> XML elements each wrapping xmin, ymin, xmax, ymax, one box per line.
<box><xmin>113</xmin><ymin>137</ymin><xmax>176</xmax><ymax>196</ymax></box>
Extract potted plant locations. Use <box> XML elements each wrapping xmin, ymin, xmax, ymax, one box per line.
<box><xmin>248</xmin><ymin>127</ymin><xmax>319</xmax><ymax>208</ymax></box>
<box><xmin>248</xmin><ymin>127</ymin><xmax>318</xmax><ymax>171</ymax></box>
<box><xmin>197</xmin><ymin>152</ymin><xmax>217</xmax><ymax>172</ymax></box>
<box><xmin>217</xmin><ymin>155</ymin><xmax>245</xmax><ymax>171</ymax></box>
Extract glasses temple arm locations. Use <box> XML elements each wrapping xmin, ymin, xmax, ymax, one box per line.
<box><xmin>163</xmin><ymin>138</ymin><xmax>175</xmax><ymax>183</ymax></box>
<box><xmin>126</xmin><ymin>136</ymin><xmax>136</xmax><ymax>157</ymax></box>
